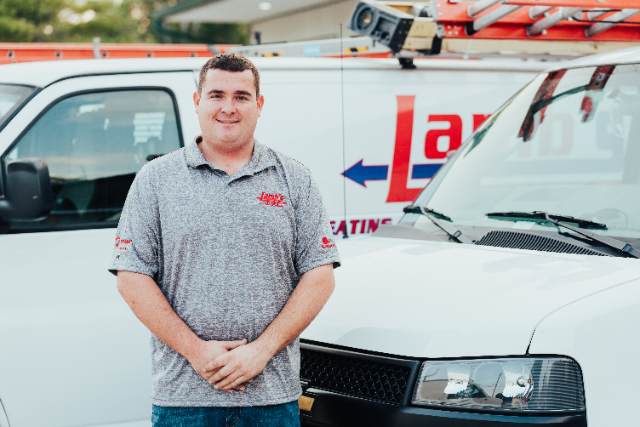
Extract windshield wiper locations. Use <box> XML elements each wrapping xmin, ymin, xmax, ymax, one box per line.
<box><xmin>403</xmin><ymin>205</ymin><xmax>452</xmax><ymax>222</ymax></box>
<box><xmin>486</xmin><ymin>210</ymin><xmax>640</xmax><ymax>258</ymax></box>
<box><xmin>486</xmin><ymin>211</ymin><xmax>607</xmax><ymax>230</ymax></box>
<box><xmin>403</xmin><ymin>205</ymin><xmax>474</xmax><ymax>244</ymax></box>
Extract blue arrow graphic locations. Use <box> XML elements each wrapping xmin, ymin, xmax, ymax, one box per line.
<box><xmin>411</xmin><ymin>163</ymin><xmax>443</xmax><ymax>179</ymax></box>
<box><xmin>342</xmin><ymin>161</ymin><xmax>444</xmax><ymax>187</ymax></box>
<box><xmin>342</xmin><ymin>159</ymin><xmax>388</xmax><ymax>187</ymax></box>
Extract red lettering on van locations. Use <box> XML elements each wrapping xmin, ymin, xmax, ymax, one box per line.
<box><xmin>473</xmin><ymin>114</ymin><xmax>491</xmax><ymax>130</ymax></box>
<box><xmin>424</xmin><ymin>114</ymin><xmax>462</xmax><ymax>159</ymax></box>
<box><xmin>387</xmin><ymin>96</ymin><xmax>422</xmax><ymax>203</ymax></box>
<box><xmin>385</xmin><ymin>96</ymin><xmax>491</xmax><ymax>203</ymax></box>
<box><xmin>330</xmin><ymin>217</ymin><xmax>393</xmax><ymax>236</ymax></box>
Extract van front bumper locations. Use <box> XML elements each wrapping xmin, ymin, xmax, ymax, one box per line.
<box><xmin>299</xmin><ymin>341</ymin><xmax>586</xmax><ymax>427</ymax></box>
<box><xmin>299</xmin><ymin>390</ymin><xmax>586</xmax><ymax>427</ymax></box>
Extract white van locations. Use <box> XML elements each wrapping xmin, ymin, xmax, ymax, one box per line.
<box><xmin>301</xmin><ymin>48</ymin><xmax>640</xmax><ymax>427</ymax></box>
<box><xmin>0</xmin><ymin>56</ymin><xmax>543</xmax><ymax>426</ymax></box>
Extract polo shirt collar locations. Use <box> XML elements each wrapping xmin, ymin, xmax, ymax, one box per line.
<box><xmin>185</xmin><ymin>136</ymin><xmax>209</xmax><ymax>168</ymax></box>
<box><xmin>185</xmin><ymin>136</ymin><xmax>276</xmax><ymax>175</ymax></box>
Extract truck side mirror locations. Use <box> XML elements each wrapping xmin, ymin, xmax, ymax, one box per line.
<box><xmin>0</xmin><ymin>159</ymin><xmax>53</xmax><ymax>221</ymax></box>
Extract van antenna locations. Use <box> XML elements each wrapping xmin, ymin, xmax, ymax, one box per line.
<box><xmin>339</xmin><ymin>23</ymin><xmax>349</xmax><ymax>239</ymax></box>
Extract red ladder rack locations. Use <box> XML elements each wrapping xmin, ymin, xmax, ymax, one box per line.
<box><xmin>435</xmin><ymin>0</ymin><xmax>640</xmax><ymax>42</ymax></box>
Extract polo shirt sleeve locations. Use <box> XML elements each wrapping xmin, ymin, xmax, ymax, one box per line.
<box><xmin>108</xmin><ymin>166</ymin><xmax>160</xmax><ymax>278</ymax></box>
<box><xmin>294</xmin><ymin>173</ymin><xmax>341</xmax><ymax>276</ymax></box>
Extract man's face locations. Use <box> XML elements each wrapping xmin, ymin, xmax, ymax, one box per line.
<box><xmin>193</xmin><ymin>68</ymin><xmax>264</xmax><ymax>150</ymax></box>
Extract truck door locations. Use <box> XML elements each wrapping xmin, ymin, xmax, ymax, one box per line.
<box><xmin>0</xmin><ymin>71</ymin><xmax>196</xmax><ymax>427</ymax></box>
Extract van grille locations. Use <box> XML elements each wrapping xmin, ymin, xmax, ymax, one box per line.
<box><xmin>300</xmin><ymin>347</ymin><xmax>414</xmax><ymax>405</ymax></box>
<box><xmin>475</xmin><ymin>230</ymin><xmax>606</xmax><ymax>256</ymax></box>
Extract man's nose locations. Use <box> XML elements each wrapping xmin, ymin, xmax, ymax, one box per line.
<box><xmin>220</xmin><ymin>98</ymin><xmax>236</xmax><ymax>114</ymax></box>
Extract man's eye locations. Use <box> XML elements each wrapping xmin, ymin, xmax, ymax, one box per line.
<box><xmin>237</xmin><ymin>96</ymin><xmax>249</xmax><ymax>101</ymax></box>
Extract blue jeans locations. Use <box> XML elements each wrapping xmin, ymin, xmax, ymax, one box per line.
<box><xmin>151</xmin><ymin>401</ymin><xmax>300</xmax><ymax>427</ymax></box>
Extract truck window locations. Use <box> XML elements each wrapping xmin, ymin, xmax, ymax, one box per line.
<box><xmin>0</xmin><ymin>84</ymin><xmax>35</xmax><ymax>129</ymax></box>
<box><xmin>409</xmin><ymin>64</ymin><xmax>640</xmax><ymax>242</ymax></box>
<box><xmin>1</xmin><ymin>89</ymin><xmax>181</xmax><ymax>233</ymax></box>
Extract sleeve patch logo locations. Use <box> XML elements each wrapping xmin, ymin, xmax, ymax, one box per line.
<box><xmin>115</xmin><ymin>235</ymin><xmax>132</xmax><ymax>252</ymax></box>
<box><xmin>257</xmin><ymin>192</ymin><xmax>287</xmax><ymax>207</ymax></box>
<box><xmin>321</xmin><ymin>235</ymin><xmax>336</xmax><ymax>249</ymax></box>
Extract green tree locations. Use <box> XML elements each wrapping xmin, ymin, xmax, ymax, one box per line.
<box><xmin>158</xmin><ymin>21</ymin><xmax>249</xmax><ymax>44</ymax></box>
<box><xmin>0</xmin><ymin>0</ymin><xmax>65</xmax><ymax>41</ymax></box>
<box><xmin>0</xmin><ymin>0</ymin><xmax>248</xmax><ymax>44</ymax></box>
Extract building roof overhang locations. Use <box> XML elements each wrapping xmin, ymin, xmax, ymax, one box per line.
<box><xmin>159</xmin><ymin>0</ymin><xmax>343</xmax><ymax>24</ymax></box>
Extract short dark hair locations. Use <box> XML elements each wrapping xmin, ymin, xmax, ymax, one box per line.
<box><xmin>197</xmin><ymin>53</ymin><xmax>261</xmax><ymax>97</ymax></box>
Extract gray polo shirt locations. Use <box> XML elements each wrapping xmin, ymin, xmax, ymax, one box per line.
<box><xmin>109</xmin><ymin>139</ymin><xmax>340</xmax><ymax>407</ymax></box>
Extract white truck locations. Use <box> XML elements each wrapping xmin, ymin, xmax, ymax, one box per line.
<box><xmin>301</xmin><ymin>47</ymin><xmax>640</xmax><ymax>427</ymax></box>
<box><xmin>0</xmin><ymin>56</ymin><xmax>543</xmax><ymax>426</ymax></box>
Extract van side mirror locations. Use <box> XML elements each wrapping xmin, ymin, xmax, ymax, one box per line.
<box><xmin>0</xmin><ymin>159</ymin><xmax>53</xmax><ymax>221</ymax></box>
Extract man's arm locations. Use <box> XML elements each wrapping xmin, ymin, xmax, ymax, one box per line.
<box><xmin>207</xmin><ymin>264</ymin><xmax>335</xmax><ymax>390</ymax></box>
<box><xmin>117</xmin><ymin>271</ymin><xmax>246</xmax><ymax>380</ymax></box>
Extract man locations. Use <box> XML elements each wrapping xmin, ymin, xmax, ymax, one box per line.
<box><xmin>109</xmin><ymin>53</ymin><xmax>340</xmax><ymax>426</ymax></box>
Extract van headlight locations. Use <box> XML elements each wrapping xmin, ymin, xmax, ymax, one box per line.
<box><xmin>413</xmin><ymin>357</ymin><xmax>585</xmax><ymax>412</ymax></box>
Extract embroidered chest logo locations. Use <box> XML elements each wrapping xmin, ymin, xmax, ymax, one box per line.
<box><xmin>257</xmin><ymin>192</ymin><xmax>287</xmax><ymax>208</ymax></box>
<box><xmin>321</xmin><ymin>236</ymin><xmax>336</xmax><ymax>249</ymax></box>
<box><xmin>115</xmin><ymin>235</ymin><xmax>132</xmax><ymax>252</ymax></box>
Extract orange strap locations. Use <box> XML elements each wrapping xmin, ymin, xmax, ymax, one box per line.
<box><xmin>0</xmin><ymin>43</ymin><xmax>233</xmax><ymax>64</ymax></box>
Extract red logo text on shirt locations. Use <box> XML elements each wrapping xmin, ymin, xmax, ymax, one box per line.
<box><xmin>257</xmin><ymin>192</ymin><xmax>287</xmax><ymax>207</ymax></box>
<box><xmin>115</xmin><ymin>235</ymin><xmax>132</xmax><ymax>252</ymax></box>
<box><xmin>321</xmin><ymin>236</ymin><xmax>336</xmax><ymax>249</ymax></box>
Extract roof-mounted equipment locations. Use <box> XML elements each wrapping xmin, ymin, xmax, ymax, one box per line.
<box><xmin>348</xmin><ymin>0</ymin><xmax>640</xmax><ymax>67</ymax></box>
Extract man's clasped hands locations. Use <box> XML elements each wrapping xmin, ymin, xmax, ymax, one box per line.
<box><xmin>188</xmin><ymin>339</ymin><xmax>273</xmax><ymax>392</ymax></box>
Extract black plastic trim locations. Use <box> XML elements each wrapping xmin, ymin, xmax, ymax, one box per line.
<box><xmin>300</xmin><ymin>390</ymin><xmax>587</xmax><ymax>427</ymax></box>
<box><xmin>0</xmin><ymin>85</ymin><xmax>184</xmax><ymax>233</ymax></box>
<box><xmin>302</xmin><ymin>339</ymin><xmax>418</xmax><ymax>362</ymax></box>
<box><xmin>301</xmin><ymin>341</ymin><xmax>421</xmax><ymax>406</ymax></box>
<box><xmin>302</xmin><ymin>339</ymin><xmax>584</xmax><ymax>366</ymax></box>
<box><xmin>44</xmin><ymin>69</ymin><xmax>198</xmax><ymax>89</ymax></box>
<box><xmin>0</xmin><ymin>221</ymin><xmax>118</xmax><ymax>235</ymax></box>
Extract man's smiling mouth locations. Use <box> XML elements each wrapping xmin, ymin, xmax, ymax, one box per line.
<box><xmin>216</xmin><ymin>119</ymin><xmax>240</xmax><ymax>124</ymax></box>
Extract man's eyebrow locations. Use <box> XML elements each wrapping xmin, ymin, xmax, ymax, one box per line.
<box><xmin>206</xmin><ymin>89</ymin><xmax>253</xmax><ymax>97</ymax></box>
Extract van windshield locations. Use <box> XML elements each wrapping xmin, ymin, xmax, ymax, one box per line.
<box><xmin>408</xmin><ymin>63</ymin><xmax>640</xmax><ymax>242</ymax></box>
<box><xmin>0</xmin><ymin>84</ymin><xmax>35</xmax><ymax>129</ymax></box>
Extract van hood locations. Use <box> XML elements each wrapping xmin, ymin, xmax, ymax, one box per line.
<box><xmin>302</xmin><ymin>235</ymin><xmax>640</xmax><ymax>358</ymax></box>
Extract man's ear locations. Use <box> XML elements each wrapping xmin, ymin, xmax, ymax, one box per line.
<box><xmin>193</xmin><ymin>90</ymin><xmax>201</xmax><ymax>110</ymax></box>
<box><xmin>257</xmin><ymin>95</ymin><xmax>264</xmax><ymax>114</ymax></box>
